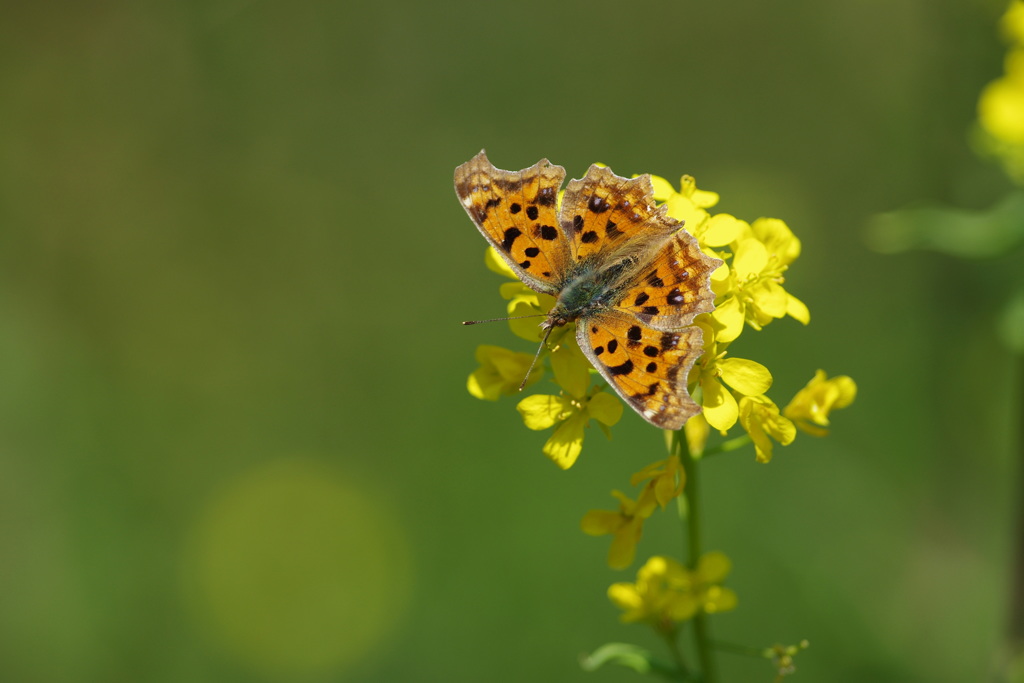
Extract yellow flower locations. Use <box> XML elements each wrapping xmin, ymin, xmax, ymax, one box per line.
<box><xmin>517</xmin><ymin>384</ymin><xmax>623</xmax><ymax>469</ymax></box>
<box><xmin>1003</xmin><ymin>0</ymin><xmax>1024</xmax><ymax>47</ymax></box>
<box><xmin>977</xmin><ymin>3</ymin><xmax>1024</xmax><ymax>182</ymax></box>
<box><xmin>691</xmin><ymin>321</ymin><xmax>773</xmax><ymax>432</ymax></box>
<box><xmin>467</xmin><ymin>345</ymin><xmax>543</xmax><ymax>400</ymax></box>
<box><xmin>630</xmin><ymin>454</ymin><xmax>685</xmax><ymax>509</ymax></box>
<box><xmin>607</xmin><ymin>552</ymin><xmax>737</xmax><ymax>627</ymax></box>
<box><xmin>738</xmin><ymin>395</ymin><xmax>796</xmax><ymax>463</ymax></box>
<box><xmin>712</xmin><ymin>218</ymin><xmax>809</xmax><ymax>343</ymax></box>
<box><xmin>979</xmin><ymin>49</ymin><xmax>1024</xmax><ymax>146</ymax></box>
<box><xmin>783</xmin><ymin>370</ymin><xmax>857</xmax><ymax>436</ymax></box>
<box><xmin>581</xmin><ymin>490</ymin><xmax>658</xmax><ymax>569</ymax></box>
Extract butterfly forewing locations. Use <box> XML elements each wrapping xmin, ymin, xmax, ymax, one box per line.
<box><xmin>577</xmin><ymin>311</ymin><xmax>704</xmax><ymax>429</ymax></box>
<box><xmin>559</xmin><ymin>165</ymin><xmax>679</xmax><ymax>264</ymax></box>
<box><xmin>614</xmin><ymin>232</ymin><xmax>721</xmax><ymax>331</ymax></box>
<box><xmin>454</xmin><ymin>151</ymin><xmax>570</xmax><ymax>293</ymax></box>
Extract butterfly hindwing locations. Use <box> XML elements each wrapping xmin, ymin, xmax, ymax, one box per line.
<box><xmin>455</xmin><ymin>151</ymin><xmax>570</xmax><ymax>294</ymax></box>
<box><xmin>559</xmin><ymin>165</ymin><xmax>679</xmax><ymax>263</ymax></box>
<box><xmin>615</xmin><ymin>231</ymin><xmax>721</xmax><ymax>331</ymax></box>
<box><xmin>577</xmin><ymin>311</ymin><xmax>704</xmax><ymax>429</ymax></box>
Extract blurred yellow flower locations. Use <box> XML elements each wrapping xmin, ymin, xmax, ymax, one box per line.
<box><xmin>630</xmin><ymin>454</ymin><xmax>685</xmax><ymax>509</ymax></box>
<box><xmin>517</xmin><ymin>385</ymin><xmax>622</xmax><ymax>469</ymax></box>
<box><xmin>607</xmin><ymin>552</ymin><xmax>737</xmax><ymax>627</ymax></box>
<box><xmin>467</xmin><ymin>345</ymin><xmax>543</xmax><ymax>400</ymax></box>
<box><xmin>978</xmin><ymin>2</ymin><xmax>1024</xmax><ymax>182</ymax></box>
<box><xmin>581</xmin><ymin>490</ymin><xmax>658</xmax><ymax>569</ymax></box>
<box><xmin>1002</xmin><ymin>0</ymin><xmax>1024</xmax><ymax>46</ymax></box>
<box><xmin>783</xmin><ymin>370</ymin><xmax>857</xmax><ymax>436</ymax></box>
<box><xmin>738</xmin><ymin>395</ymin><xmax>796</xmax><ymax>463</ymax></box>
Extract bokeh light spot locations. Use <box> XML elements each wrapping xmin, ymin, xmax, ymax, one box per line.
<box><xmin>182</xmin><ymin>458</ymin><xmax>412</xmax><ymax>678</ymax></box>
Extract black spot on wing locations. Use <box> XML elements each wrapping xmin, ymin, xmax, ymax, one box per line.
<box><xmin>581</xmin><ymin>231</ymin><xmax>598</xmax><ymax>244</ymax></box>
<box><xmin>605</xmin><ymin>220</ymin><xmax>623</xmax><ymax>238</ymax></box>
<box><xmin>643</xmin><ymin>345</ymin><xmax>659</xmax><ymax>357</ymax></box>
<box><xmin>588</xmin><ymin>195</ymin><xmax>610</xmax><ymax>213</ymax></box>
<box><xmin>539</xmin><ymin>225</ymin><xmax>559</xmax><ymax>240</ymax></box>
<box><xmin>510</xmin><ymin>202</ymin><xmax>522</xmax><ymax>214</ymax></box>
<box><xmin>524</xmin><ymin>247</ymin><xmax>540</xmax><ymax>257</ymax></box>
<box><xmin>634</xmin><ymin>292</ymin><xmax>649</xmax><ymax>306</ymax></box>
<box><xmin>607</xmin><ymin>359</ymin><xmax>634</xmax><ymax>376</ymax></box>
<box><xmin>537</xmin><ymin>186</ymin><xmax>556</xmax><ymax>206</ymax></box>
<box><xmin>607</xmin><ymin>339</ymin><xmax>618</xmax><ymax>354</ymax></box>
<box><xmin>501</xmin><ymin>227</ymin><xmax>521</xmax><ymax>252</ymax></box>
<box><xmin>627</xmin><ymin>326</ymin><xmax>642</xmax><ymax>342</ymax></box>
<box><xmin>667</xmin><ymin>288</ymin><xmax>685</xmax><ymax>305</ymax></box>
<box><xmin>526</xmin><ymin>205</ymin><xmax>539</xmax><ymax>220</ymax></box>
<box><xmin>573</xmin><ymin>215</ymin><xmax>584</xmax><ymax>231</ymax></box>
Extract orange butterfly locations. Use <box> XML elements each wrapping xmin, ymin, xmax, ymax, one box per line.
<box><xmin>455</xmin><ymin>151</ymin><xmax>721</xmax><ymax>429</ymax></box>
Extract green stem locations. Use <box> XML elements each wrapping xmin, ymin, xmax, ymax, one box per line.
<box><xmin>676</xmin><ymin>431</ymin><xmax>716</xmax><ymax>683</ymax></box>
<box><xmin>660</xmin><ymin>627</ymin><xmax>691</xmax><ymax>681</ymax></box>
<box><xmin>713</xmin><ymin>640</ymin><xmax>768</xmax><ymax>658</ymax></box>
<box><xmin>701</xmin><ymin>434</ymin><xmax>752</xmax><ymax>458</ymax></box>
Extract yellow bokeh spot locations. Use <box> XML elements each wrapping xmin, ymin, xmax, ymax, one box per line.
<box><xmin>182</xmin><ymin>458</ymin><xmax>413</xmax><ymax>678</ymax></box>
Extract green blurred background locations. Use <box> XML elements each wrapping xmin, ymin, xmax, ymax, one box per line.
<box><xmin>1</xmin><ymin>1</ymin><xmax>1021</xmax><ymax>681</ymax></box>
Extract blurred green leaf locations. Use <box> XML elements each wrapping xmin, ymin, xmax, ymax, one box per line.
<box><xmin>579</xmin><ymin>642</ymin><xmax>681</xmax><ymax>679</ymax></box>
<box><xmin>998</xmin><ymin>288</ymin><xmax>1024</xmax><ymax>354</ymax></box>
<box><xmin>866</xmin><ymin>190</ymin><xmax>1024</xmax><ymax>258</ymax></box>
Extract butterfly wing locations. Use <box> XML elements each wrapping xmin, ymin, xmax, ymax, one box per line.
<box><xmin>577</xmin><ymin>311</ymin><xmax>705</xmax><ymax>429</ymax></box>
<box><xmin>455</xmin><ymin>151</ymin><xmax>571</xmax><ymax>294</ymax></box>
<box><xmin>613</xmin><ymin>230</ymin><xmax>721</xmax><ymax>331</ymax></box>
<box><xmin>558</xmin><ymin>165</ymin><xmax>679</xmax><ymax>264</ymax></box>
<box><xmin>578</xmin><ymin>225</ymin><xmax>721</xmax><ymax>429</ymax></box>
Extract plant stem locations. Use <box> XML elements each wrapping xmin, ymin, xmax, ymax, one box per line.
<box><xmin>701</xmin><ymin>434</ymin><xmax>752</xmax><ymax>458</ymax></box>
<box><xmin>676</xmin><ymin>431</ymin><xmax>716</xmax><ymax>683</ymax></box>
<box><xmin>660</xmin><ymin>627</ymin><xmax>691</xmax><ymax>681</ymax></box>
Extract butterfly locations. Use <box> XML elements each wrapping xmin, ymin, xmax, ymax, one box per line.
<box><xmin>455</xmin><ymin>151</ymin><xmax>722</xmax><ymax>429</ymax></box>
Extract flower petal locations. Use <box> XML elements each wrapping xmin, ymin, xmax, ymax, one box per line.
<box><xmin>786</xmin><ymin>292</ymin><xmax>811</xmax><ymax>324</ymax></box>
<box><xmin>587</xmin><ymin>390</ymin><xmax>624</xmax><ymax>426</ymax></box>
<box><xmin>649</xmin><ymin>174</ymin><xmax>677</xmax><ymax>201</ymax></box>
<box><xmin>485</xmin><ymin>247</ymin><xmax>517</xmax><ymax>279</ymax></box>
<box><xmin>543</xmin><ymin>412</ymin><xmax>587</xmax><ymax>469</ymax></box>
<box><xmin>581</xmin><ymin>509</ymin><xmax>624</xmax><ymax>535</ymax></box>
<box><xmin>701</xmin><ymin>378</ymin><xmax>738</xmax><ymax>431</ymax></box>
<box><xmin>732</xmin><ymin>238</ymin><xmax>768</xmax><ymax>278</ymax></box>
<box><xmin>718</xmin><ymin>358</ymin><xmax>773</xmax><ymax>395</ymax></box>
<box><xmin>608</xmin><ymin>520</ymin><xmax>643</xmax><ymax>569</ymax></box>
<box><xmin>696</xmin><ymin>551</ymin><xmax>732</xmax><ymax>583</ymax></box>
<box><xmin>711</xmin><ymin>296</ymin><xmax>745</xmax><ymax>343</ymax></box>
<box><xmin>551</xmin><ymin>339</ymin><xmax>591</xmax><ymax>399</ymax></box>
<box><xmin>517</xmin><ymin>394</ymin><xmax>571</xmax><ymax>430</ymax></box>
<box><xmin>703</xmin><ymin>214</ymin><xmax>745</xmax><ymax>247</ymax></box>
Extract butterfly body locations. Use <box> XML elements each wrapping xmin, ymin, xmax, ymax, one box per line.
<box><xmin>456</xmin><ymin>151</ymin><xmax>721</xmax><ymax>429</ymax></box>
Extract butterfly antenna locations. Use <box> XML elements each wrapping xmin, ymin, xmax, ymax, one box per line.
<box><xmin>462</xmin><ymin>313</ymin><xmax>547</xmax><ymax>325</ymax></box>
<box><xmin>519</xmin><ymin>324</ymin><xmax>555</xmax><ymax>391</ymax></box>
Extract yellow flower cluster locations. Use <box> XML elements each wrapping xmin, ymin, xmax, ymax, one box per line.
<box><xmin>607</xmin><ymin>553</ymin><xmax>737</xmax><ymax>628</ymax></box>
<box><xmin>467</xmin><ymin>169</ymin><xmax>856</xmax><ymax>469</ymax></box>
<box><xmin>652</xmin><ymin>174</ymin><xmax>854</xmax><ymax>462</ymax></box>
<box><xmin>978</xmin><ymin>0</ymin><xmax>1024</xmax><ymax>182</ymax></box>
